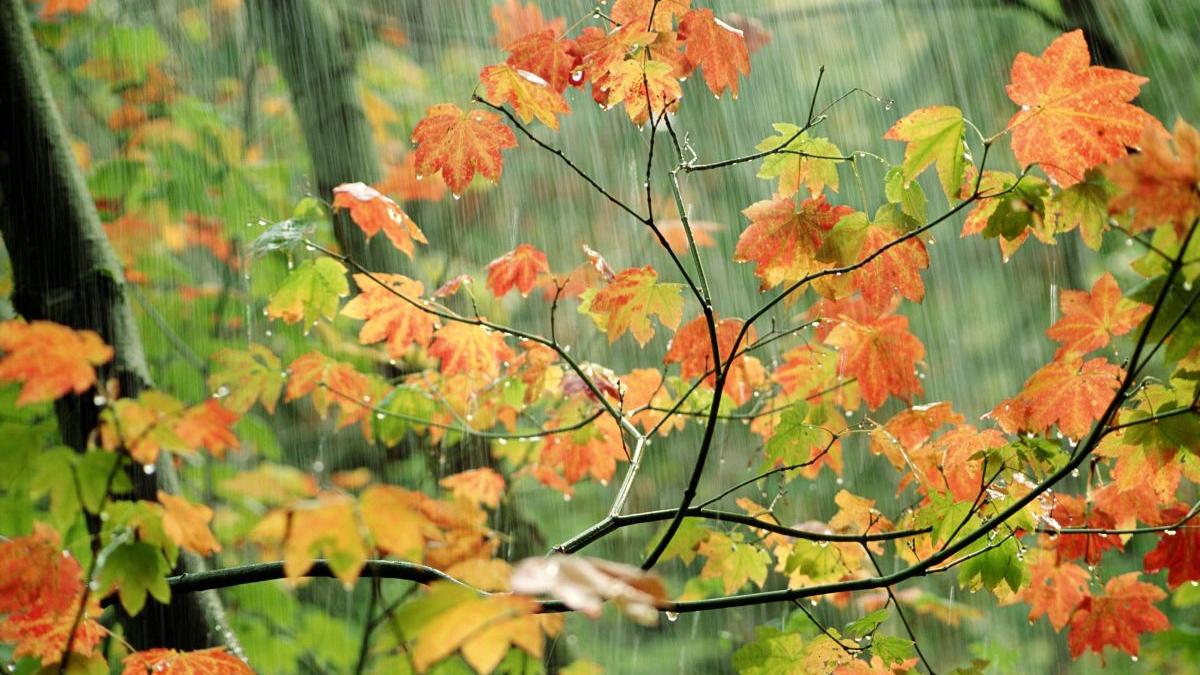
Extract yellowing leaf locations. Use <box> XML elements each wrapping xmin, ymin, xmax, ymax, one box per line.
<box><xmin>332</xmin><ymin>182</ymin><xmax>427</xmax><ymax>257</ymax></box>
<box><xmin>678</xmin><ymin>8</ymin><xmax>751</xmax><ymax>98</ymax></box>
<box><xmin>360</xmin><ymin>485</ymin><xmax>440</xmax><ymax>560</ymax></box>
<box><xmin>272</xmin><ymin>494</ymin><xmax>367</xmax><ymax>585</ymax></box>
<box><xmin>175</xmin><ymin>401</ymin><xmax>239</xmax><ymax>457</ymax></box>
<box><xmin>485</xmin><ymin>244</ymin><xmax>550</xmax><ymax>298</ymax></box>
<box><xmin>0</xmin><ymin>320</ymin><xmax>113</xmax><ymax>406</ymax></box>
<box><xmin>440</xmin><ymin>468</ymin><xmax>506</xmax><ymax>509</ymax></box>
<box><xmin>697</xmin><ymin>532</ymin><xmax>770</xmax><ymax>594</ymax></box>
<box><xmin>1018</xmin><ymin>357</ymin><xmax>1123</xmax><ymax>440</ymax></box>
<box><xmin>756</xmin><ymin>124</ymin><xmax>843</xmax><ymax>197</ymax></box>
<box><xmin>267</xmin><ymin>257</ymin><xmax>349</xmax><ymax>326</ymax></box>
<box><xmin>606</xmin><ymin>58</ymin><xmax>682</xmax><ymax>125</ymax></box>
<box><xmin>480</xmin><ymin>64</ymin><xmax>571</xmax><ymax>130</ymax></box>
<box><xmin>428</xmin><ymin>322</ymin><xmax>515</xmax><ymax>381</ymax></box>
<box><xmin>284</xmin><ymin>352</ymin><xmax>373</xmax><ymax>431</ymax></box>
<box><xmin>1046</xmin><ymin>273</ymin><xmax>1150</xmax><ymax>359</ymax></box>
<box><xmin>208</xmin><ymin>344</ymin><xmax>283</xmax><ymax>414</ymax></box>
<box><xmin>583</xmin><ymin>266</ymin><xmax>683</xmax><ymax>346</ymax></box>
<box><xmin>341</xmin><ymin>273</ymin><xmax>438</xmax><ymax>359</ymax></box>
<box><xmin>411</xmin><ymin>103</ymin><xmax>518</xmax><ymax>195</ymax></box>
<box><xmin>736</xmin><ymin>195</ymin><xmax>853</xmax><ymax>290</ymax></box>
<box><xmin>158</xmin><ymin>491</ymin><xmax>221</xmax><ymax>556</ymax></box>
<box><xmin>883</xmin><ymin>105</ymin><xmax>966</xmax><ymax>201</ymax></box>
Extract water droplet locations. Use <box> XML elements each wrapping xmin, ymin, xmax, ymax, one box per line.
<box><xmin>563</xmin><ymin>493</ymin><xmax>572</xmax><ymax>502</ymax></box>
<box><xmin>92</xmin><ymin>394</ymin><xmax>107</xmax><ymax>407</ymax></box>
<box><xmin>1165</xmin><ymin>529</ymin><xmax>1177</xmax><ymax>536</ymax></box>
<box><xmin>497</xmin><ymin>438</ymin><xmax>508</xmax><ymax>445</ymax></box>
<box><xmin>665</xmin><ymin>611</ymin><xmax>679</xmax><ymax>622</ymax></box>
<box><xmin>375</xmin><ymin>413</ymin><xmax>385</xmax><ymax>420</ymax></box>
<box><xmin>1126</xmin><ymin>239</ymin><xmax>1134</xmax><ymax>247</ymax></box>
<box><xmin>212</xmin><ymin>386</ymin><xmax>230</xmax><ymax>399</ymax></box>
<box><xmin>312</xmin><ymin>460</ymin><xmax>325</xmax><ymax>473</ymax></box>
<box><xmin>884</xmin><ymin>99</ymin><xmax>895</xmax><ymax>110</ymax></box>
<box><xmin>142</xmin><ymin>463</ymin><xmax>156</xmax><ymax>475</ymax></box>
<box><xmin>1131</xmin><ymin>656</ymin><xmax>1138</xmax><ymax>663</ymax></box>
<box><xmin>1070</xmin><ymin>468</ymin><xmax>1080</xmax><ymax>478</ymax></box>
<box><xmin>452</xmin><ymin>193</ymin><xmax>462</xmax><ymax>201</ymax></box>
<box><xmin>809</xmin><ymin>599</ymin><xmax>818</xmax><ymax>607</ymax></box>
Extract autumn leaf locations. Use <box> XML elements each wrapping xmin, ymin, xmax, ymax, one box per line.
<box><xmin>582</xmin><ymin>266</ymin><xmax>683</xmax><ymax>346</ymax></box>
<box><xmin>658</xmin><ymin>218</ymin><xmax>722</xmax><ymax>252</ymax></box>
<box><xmin>491</xmin><ymin>0</ymin><xmax>565</xmax><ymax>48</ymax></box>
<box><xmin>360</xmin><ymin>485</ymin><xmax>440</xmax><ymax>560</ymax></box>
<box><xmin>1107</xmin><ymin>118</ymin><xmax>1200</xmax><ymax>233</ymax></box>
<box><xmin>822</xmin><ymin>301</ymin><xmax>925</xmax><ymax>410</ymax></box>
<box><xmin>510</xmin><ymin>555</ymin><xmax>668</xmax><ymax>625</ymax></box>
<box><xmin>38</xmin><ymin>0</ymin><xmax>92</xmax><ymax>18</ymax></box>
<box><xmin>480</xmin><ymin>64</ymin><xmax>571</xmax><ymax>130</ymax></box>
<box><xmin>1141</xmin><ymin>504</ymin><xmax>1200</xmax><ymax>588</ymax></box>
<box><xmin>1046</xmin><ymin>273</ymin><xmax>1150</xmax><ymax>359</ymax></box>
<box><xmin>175</xmin><ymin>401</ymin><xmax>239</xmax><ymax>457</ymax></box>
<box><xmin>0</xmin><ymin>320</ymin><xmax>113</xmax><ymax>405</ymax></box>
<box><xmin>122</xmin><ymin>647</ymin><xmax>253</xmax><ymax>674</ymax></box>
<box><xmin>266</xmin><ymin>257</ymin><xmax>349</xmax><ymax>326</ymax></box>
<box><xmin>821</xmin><ymin>211</ymin><xmax>930</xmax><ymax>313</ymax></box>
<box><xmin>679</xmin><ymin>8</ymin><xmax>751</xmax><ymax>99</ymax></box>
<box><xmin>428</xmin><ymin>322</ymin><xmax>515</xmax><ymax>381</ymax></box>
<box><xmin>1018</xmin><ymin>357</ymin><xmax>1123</xmax><ymax>440</ymax></box>
<box><xmin>412</xmin><ymin>103</ymin><xmax>518</xmax><ymax>195</ymax></box>
<box><xmin>485</xmin><ymin>244</ymin><xmax>550</xmax><ymax>297</ymax></box>
<box><xmin>284</xmin><ymin>352</ymin><xmax>372</xmax><ymax>430</ymax></box>
<box><xmin>1067</xmin><ymin>572</ymin><xmax>1167</xmax><ymax>659</ymax></box>
<box><xmin>736</xmin><ymin>195</ymin><xmax>853</xmax><ymax>290</ymax></box>
<box><xmin>332</xmin><ymin>182</ymin><xmax>427</xmax><ymax>257</ymax></box>
<box><xmin>535</xmin><ymin>412</ymin><xmax>625</xmax><ymax>492</ymax></box>
<box><xmin>611</xmin><ymin>0</ymin><xmax>691</xmax><ymax>31</ymax></box>
<box><xmin>884</xmin><ymin>105</ymin><xmax>966</xmax><ymax>201</ymax></box>
<box><xmin>664</xmin><ymin>314</ymin><xmax>762</xmax><ymax>406</ymax></box>
<box><xmin>755</xmin><ymin>124</ymin><xmax>844</xmax><ymax>197</ymax></box>
<box><xmin>505</xmin><ymin>29</ymin><xmax>579</xmax><ymax>93</ymax></box>
<box><xmin>208</xmin><ymin>344</ymin><xmax>282</xmax><ymax>414</ymax></box>
<box><xmin>377</xmin><ymin>153</ymin><xmax>448</xmax><ymax>202</ymax></box>
<box><xmin>697</xmin><ymin>532</ymin><xmax>771</xmax><ymax>594</ymax></box>
<box><xmin>620</xmin><ymin>368</ymin><xmax>682</xmax><ymax>435</ymax></box>
<box><xmin>341</xmin><ymin>273</ymin><xmax>438</xmax><ymax>359</ymax></box>
<box><xmin>1049</xmin><ymin>494</ymin><xmax>1123</xmax><ymax>565</ymax></box>
<box><xmin>1020</xmin><ymin>549</ymin><xmax>1089</xmax><ymax>632</ymax></box>
<box><xmin>264</xmin><ymin>494</ymin><xmax>368</xmax><ymax>585</ymax></box>
<box><xmin>1006</xmin><ymin>30</ymin><xmax>1160</xmax><ymax>186</ymax></box>
<box><xmin>606</xmin><ymin>57</ymin><xmax>683</xmax><ymax>125</ymax></box>
<box><xmin>870</xmin><ymin>402</ymin><xmax>963</xmax><ymax>470</ymax></box>
<box><xmin>0</xmin><ymin>597</ymin><xmax>106</xmax><ymax>665</ymax></box>
<box><xmin>98</xmin><ymin>391</ymin><xmax>190</xmax><ymax>465</ymax></box>
<box><xmin>440</xmin><ymin>468</ymin><xmax>506</xmax><ymax>509</ymax></box>
<box><xmin>1044</xmin><ymin>168</ymin><xmax>1115</xmax><ymax>249</ymax></box>
<box><xmin>158</xmin><ymin>491</ymin><xmax>221</xmax><ymax>556</ymax></box>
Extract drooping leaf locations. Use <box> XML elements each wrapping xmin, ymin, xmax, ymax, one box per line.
<box><xmin>485</xmin><ymin>244</ymin><xmax>550</xmax><ymax>298</ymax></box>
<box><xmin>263</xmin><ymin>494</ymin><xmax>368</xmax><ymax>585</ymax></box>
<box><xmin>0</xmin><ymin>320</ymin><xmax>113</xmax><ymax>406</ymax></box>
<box><xmin>480</xmin><ymin>64</ymin><xmax>571</xmax><ymax>130</ymax></box>
<box><xmin>582</xmin><ymin>266</ymin><xmax>683</xmax><ymax>346</ymax></box>
<box><xmin>755</xmin><ymin>124</ymin><xmax>843</xmax><ymax>198</ymax></box>
<box><xmin>605</xmin><ymin>57</ymin><xmax>683</xmax><ymax>125</ymax></box>
<box><xmin>504</xmin><ymin>29</ymin><xmax>579</xmax><ymax>93</ymax></box>
<box><xmin>411</xmin><ymin>104</ymin><xmax>518</xmax><ymax>195</ymax></box>
<box><xmin>158</xmin><ymin>490</ymin><xmax>221</xmax><ymax>556</ymax></box>
<box><xmin>663</xmin><ymin>314</ymin><xmax>763</xmax><ymax>406</ymax></box>
<box><xmin>1046</xmin><ymin>272</ymin><xmax>1151</xmax><ymax>359</ymax></box>
<box><xmin>97</xmin><ymin>541</ymin><xmax>172</xmax><ymax>615</ymax></box>
<box><xmin>440</xmin><ymin>468</ymin><xmax>506</xmax><ymax>509</ymax></box>
<box><xmin>510</xmin><ymin>555</ymin><xmax>667</xmax><ymax>625</ymax></box>
<box><xmin>1066</xmin><ymin>572</ymin><xmax>1167</xmax><ymax>659</ymax></box>
<box><xmin>266</xmin><ymin>258</ymin><xmax>349</xmax><ymax>326</ymax></box>
<box><xmin>360</xmin><ymin>485</ymin><xmax>440</xmax><ymax>561</ymax></box>
<box><xmin>208</xmin><ymin>344</ymin><xmax>283</xmax><ymax>414</ymax></box>
<box><xmin>678</xmin><ymin>8</ymin><xmax>751</xmax><ymax>99</ymax></box>
<box><xmin>821</xmin><ymin>300</ymin><xmax>925</xmax><ymax>409</ymax></box>
<box><xmin>1020</xmin><ymin>549</ymin><xmax>1090</xmax><ymax>631</ymax></box>
<box><xmin>1044</xmin><ymin>168</ymin><xmax>1115</xmax><ymax>249</ymax></box>
<box><xmin>883</xmin><ymin>105</ymin><xmax>966</xmax><ymax>201</ymax></box>
<box><xmin>175</xmin><ymin>401</ymin><xmax>239</xmax><ymax>457</ymax></box>
<box><xmin>284</xmin><ymin>352</ymin><xmax>372</xmax><ymax>430</ymax></box>
<box><xmin>341</xmin><ymin>274</ymin><xmax>438</xmax><ymax>359</ymax></box>
<box><xmin>1142</xmin><ymin>504</ymin><xmax>1200</xmax><ymax>589</ymax></box>
<box><xmin>428</xmin><ymin>322</ymin><xmax>515</xmax><ymax>381</ymax></box>
<box><xmin>332</xmin><ymin>182</ymin><xmax>427</xmax><ymax>257</ymax></box>
<box><xmin>1005</xmin><ymin>30</ymin><xmax>1160</xmax><ymax>186</ymax></box>
<box><xmin>122</xmin><ymin>647</ymin><xmax>254</xmax><ymax>674</ymax></box>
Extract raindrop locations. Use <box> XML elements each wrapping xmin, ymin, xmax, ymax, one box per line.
<box><xmin>212</xmin><ymin>386</ymin><xmax>230</xmax><ymax>399</ymax></box>
<box><xmin>1125</xmin><ymin>239</ymin><xmax>1134</xmax><ymax>247</ymax></box>
<box><xmin>665</xmin><ymin>611</ymin><xmax>679</xmax><ymax>622</ymax></box>
<box><xmin>312</xmin><ymin>460</ymin><xmax>325</xmax><ymax>473</ymax></box>
<box><xmin>883</xmin><ymin>98</ymin><xmax>895</xmax><ymax>110</ymax></box>
<box><xmin>452</xmin><ymin>193</ymin><xmax>462</xmax><ymax>201</ymax></box>
<box><xmin>497</xmin><ymin>438</ymin><xmax>508</xmax><ymax>445</ymax></box>
<box><xmin>1165</xmin><ymin>529</ymin><xmax>1177</xmax><ymax>536</ymax></box>
<box><xmin>375</xmin><ymin>413</ymin><xmax>385</xmax><ymax>420</ymax></box>
<box><xmin>1070</xmin><ymin>468</ymin><xmax>1080</xmax><ymax>477</ymax></box>
<box><xmin>92</xmin><ymin>394</ymin><xmax>107</xmax><ymax>407</ymax></box>
<box><xmin>563</xmin><ymin>493</ymin><xmax>572</xmax><ymax>502</ymax></box>
<box><xmin>143</xmin><ymin>463</ymin><xmax>156</xmax><ymax>475</ymax></box>
<box><xmin>809</xmin><ymin>599</ymin><xmax>818</xmax><ymax>607</ymax></box>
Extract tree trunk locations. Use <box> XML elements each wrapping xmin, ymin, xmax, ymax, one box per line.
<box><xmin>246</xmin><ymin>0</ymin><xmax>406</xmax><ymax>274</ymax></box>
<box><xmin>0</xmin><ymin>0</ymin><xmax>237</xmax><ymax>653</ymax></box>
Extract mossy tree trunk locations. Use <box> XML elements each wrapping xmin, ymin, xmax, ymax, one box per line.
<box><xmin>0</xmin><ymin>0</ymin><xmax>236</xmax><ymax>653</ymax></box>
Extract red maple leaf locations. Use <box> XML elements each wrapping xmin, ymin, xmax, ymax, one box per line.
<box><xmin>678</xmin><ymin>9</ymin><xmax>751</xmax><ymax>99</ymax></box>
<box><xmin>332</xmin><ymin>182</ymin><xmax>427</xmax><ymax>258</ymax></box>
<box><xmin>664</xmin><ymin>314</ymin><xmax>764</xmax><ymax>406</ymax></box>
<box><xmin>1049</xmin><ymin>494</ymin><xmax>1122</xmax><ymax>565</ymax></box>
<box><xmin>175</xmin><ymin>400</ymin><xmax>240</xmax><ymax>457</ymax></box>
<box><xmin>1006</xmin><ymin>30</ymin><xmax>1161</xmax><ymax>186</ymax></box>
<box><xmin>428</xmin><ymin>322</ymin><xmax>515</xmax><ymax>381</ymax></box>
<box><xmin>123</xmin><ymin>647</ymin><xmax>253</xmax><ymax>674</ymax></box>
<box><xmin>821</xmin><ymin>299</ymin><xmax>925</xmax><ymax>410</ymax></box>
<box><xmin>505</xmin><ymin>29</ymin><xmax>579</xmax><ymax>94</ymax></box>
<box><xmin>340</xmin><ymin>274</ymin><xmax>438</xmax><ymax>359</ymax></box>
<box><xmin>411</xmin><ymin>104</ymin><xmax>518</xmax><ymax>195</ymax></box>
<box><xmin>490</xmin><ymin>0</ymin><xmax>565</xmax><ymax>48</ymax></box>
<box><xmin>852</xmin><ymin>220</ymin><xmax>929</xmax><ymax>313</ymax></box>
<box><xmin>485</xmin><ymin>244</ymin><xmax>550</xmax><ymax>298</ymax></box>
<box><xmin>735</xmin><ymin>195</ymin><xmax>853</xmax><ymax>290</ymax></box>
<box><xmin>1046</xmin><ymin>272</ymin><xmax>1151</xmax><ymax>359</ymax></box>
<box><xmin>1107</xmin><ymin>118</ymin><xmax>1200</xmax><ymax>233</ymax></box>
<box><xmin>1142</xmin><ymin>504</ymin><xmax>1200</xmax><ymax>588</ymax></box>
<box><xmin>1067</xmin><ymin>573</ymin><xmax>1167</xmax><ymax>659</ymax></box>
<box><xmin>479</xmin><ymin>64</ymin><xmax>571</xmax><ymax>130</ymax></box>
<box><xmin>1020</xmin><ymin>550</ymin><xmax>1090</xmax><ymax>631</ymax></box>
<box><xmin>1018</xmin><ymin>357</ymin><xmax>1123</xmax><ymax>440</ymax></box>
<box><xmin>0</xmin><ymin>320</ymin><xmax>113</xmax><ymax>405</ymax></box>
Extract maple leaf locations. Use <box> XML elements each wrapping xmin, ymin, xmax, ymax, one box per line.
<box><xmin>870</xmin><ymin>402</ymin><xmax>963</xmax><ymax>470</ymax></box>
<box><xmin>428</xmin><ymin>322</ymin><xmax>515</xmax><ymax>381</ymax></box>
<box><xmin>510</xmin><ymin>555</ymin><xmax>668</xmax><ymax>625</ymax></box>
<box><xmin>605</xmin><ymin>57</ymin><xmax>683</xmax><ymax>125</ymax></box>
<box><xmin>822</xmin><ymin>301</ymin><xmax>925</xmax><ymax>409</ymax></box>
<box><xmin>332</xmin><ymin>182</ymin><xmax>427</xmax><ymax>257</ymax></box>
<box><xmin>611</xmin><ymin>0</ymin><xmax>691</xmax><ymax>31</ymax></box>
<box><xmin>1048</xmin><ymin>494</ymin><xmax>1122</xmax><ymax>565</ymax></box>
<box><xmin>285</xmin><ymin>352</ymin><xmax>372</xmax><ymax>430</ymax></box>
<box><xmin>38</xmin><ymin>0</ymin><xmax>92</xmax><ymax>18</ymax></box>
<box><xmin>122</xmin><ymin>647</ymin><xmax>253</xmax><ymax>674</ymax></box>
<box><xmin>884</xmin><ymin>105</ymin><xmax>966</xmax><ymax>201</ymax></box>
<box><xmin>1046</xmin><ymin>272</ymin><xmax>1150</xmax><ymax>359</ymax></box>
<box><xmin>664</xmin><ymin>314</ymin><xmax>764</xmax><ymax>406</ymax></box>
<box><xmin>341</xmin><ymin>273</ymin><xmax>438</xmax><ymax>359</ymax></box>
<box><xmin>583</xmin><ymin>266</ymin><xmax>683</xmax><ymax>346</ymax></box>
<box><xmin>0</xmin><ymin>597</ymin><xmax>106</xmax><ymax>665</ymax></box>
<box><xmin>360</xmin><ymin>485</ymin><xmax>440</xmax><ymax>560</ymax></box>
<box><xmin>440</xmin><ymin>468</ymin><xmax>506</xmax><ymax>509</ymax></box>
<box><xmin>0</xmin><ymin>524</ymin><xmax>83</xmax><ymax>615</ymax></box>
<box><xmin>756</xmin><ymin>124</ymin><xmax>844</xmax><ymax>197</ymax></box>
<box><xmin>505</xmin><ymin>29</ymin><xmax>579</xmax><ymax>93</ymax></box>
<box><xmin>1107</xmin><ymin>118</ymin><xmax>1200</xmax><ymax>233</ymax></box>
<box><xmin>208</xmin><ymin>344</ymin><xmax>282</xmax><ymax>414</ymax></box>
<box><xmin>377</xmin><ymin>153</ymin><xmax>448</xmax><ymax>202</ymax></box>
<box><xmin>1006</xmin><ymin>30</ymin><xmax>1160</xmax><ymax>187</ymax></box>
<box><xmin>620</xmin><ymin>368</ymin><xmax>683</xmax><ymax>435</ymax></box>
<box><xmin>678</xmin><ymin>9</ymin><xmax>750</xmax><ymax>98</ymax></box>
<box><xmin>98</xmin><ymin>391</ymin><xmax>190</xmax><ymax>465</ymax></box>
<box><xmin>411</xmin><ymin>103</ymin><xmax>518</xmax><ymax>195</ymax></box>
<box><xmin>158</xmin><ymin>491</ymin><xmax>221</xmax><ymax>556</ymax></box>
<box><xmin>1067</xmin><ymin>572</ymin><xmax>1167</xmax><ymax>659</ymax></box>
<box><xmin>0</xmin><ymin>320</ymin><xmax>113</xmax><ymax>405</ymax></box>
<box><xmin>822</xmin><ymin>211</ymin><xmax>930</xmax><ymax>313</ymax></box>
<box><xmin>485</xmin><ymin>244</ymin><xmax>550</xmax><ymax>298</ymax></box>
<box><xmin>266</xmin><ymin>257</ymin><xmax>349</xmax><ymax>326</ymax></box>
<box><xmin>490</xmin><ymin>0</ymin><xmax>565</xmax><ymax>48</ymax></box>
<box><xmin>1020</xmin><ymin>549</ymin><xmax>1089</xmax><ymax>632</ymax></box>
<box><xmin>536</xmin><ymin>413</ymin><xmax>625</xmax><ymax>492</ymax></box>
<box><xmin>658</xmin><ymin>218</ymin><xmax>722</xmax><ymax>252</ymax></box>
<box><xmin>1018</xmin><ymin>357</ymin><xmax>1123</xmax><ymax>440</ymax></box>
<box><xmin>257</xmin><ymin>494</ymin><xmax>368</xmax><ymax>585</ymax></box>
<box><xmin>697</xmin><ymin>532</ymin><xmax>771</xmax><ymax>594</ymax></box>
<box><xmin>175</xmin><ymin>401</ymin><xmax>239</xmax><ymax>457</ymax></box>
<box><xmin>1142</xmin><ymin>504</ymin><xmax>1200</xmax><ymax>588</ymax></box>
<box><xmin>1044</xmin><ymin>168</ymin><xmax>1115</xmax><ymax>250</ymax></box>
<box><xmin>480</xmin><ymin>64</ymin><xmax>571</xmax><ymax>130</ymax></box>
<box><xmin>736</xmin><ymin>195</ymin><xmax>854</xmax><ymax>290</ymax></box>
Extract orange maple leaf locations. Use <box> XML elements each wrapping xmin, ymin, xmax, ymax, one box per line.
<box><xmin>1107</xmin><ymin>118</ymin><xmax>1200</xmax><ymax>233</ymax></box>
<box><xmin>821</xmin><ymin>300</ymin><xmax>925</xmax><ymax>410</ymax></box>
<box><xmin>285</xmin><ymin>352</ymin><xmax>372</xmax><ymax>431</ymax></box>
<box><xmin>340</xmin><ymin>273</ymin><xmax>438</xmax><ymax>359</ymax></box>
<box><xmin>376</xmin><ymin>153</ymin><xmax>447</xmax><ymax>202</ymax></box>
<box><xmin>1142</xmin><ymin>504</ymin><xmax>1200</xmax><ymax>588</ymax></box>
<box><xmin>158</xmin><ymin>491</ymin><xmax>222</xmax><ymax>556</ymax></box>
<box><xmin>1046</xmin><ymin>272</ymin><xmax>1150</xmax><ymax>359</ymax></box>
<box><xmin>1018</xmin><ymin>357</ymin><xmax>1123</xmax><ymax>440</ymax></box>
<box><xmin>490</xmin><ymin>0</ymin><xmax>565</xmax><ymax>48</ymax></box>
<box><xmin>411</xmin><ymin>104</ymin><xmax>518</xmax><ymax>195</ymax></box>
<box><xmin>870</xmin><ymin>402</ymin><xmax>964</xmax><ymax>470</ymax></box>
<box><xmin>1020</xmin><ymin>549</ymin><xmax>1090</xmax><ymax>632</ymax></box>
<box><xmin>123</xmin><ymin>647</ymin><xmax>253</xmax><ymax>674</ymax></box>
<box><xmin>38</xmin><ymin>0</ymin><xmax>91</xmax><ymax>19</ymax></box>
<box><xmin>1049</xmin><ymin>494</ymin><xmax>1123</xmax><ymax>565</ymax></box>
<box><xmin>679</xmin><ymin>9</ymin><xmax>751</xmax><ymax>98</ymax></box>
<box><xmin>0</xmin><ymin>598</ymin><xmax>106</xmax><ymax>665</ymax></box>
<box><xmin>657</xmin><ymin>218</ymin><xmax>722</xmax><ymax>252</ymax></box>
<box><xmin>175</xmin><ymin>401</ymin><xmax>239</xmax><ymax>457</ymax></box>
<box><xmin>1067</xmin><ymin>573</ymin><xmax>1167</xmax><ymax>659</ymax></box>
<box><xmin>1006</xmin><ymin>30</ymin><xmax>1160</xmax><ymax>186</ymax></box>
<box><xmin>504</xmin><ymin>29</ymin><xmax>579</xmax><ymax>94</ymax></box>
<box><xmin>360</xmin><ymin>485</ymin><xmax>441</xmax><ymax>561</ymax></box>
<box><xmin>611</xmin><ymin>0</ymin><xmax>691</xmax><ymax>31</ymax></box>
<box><xmin>620</xmin><ymin>368</ymin><xmax>683</xmax><ymax>436</ymax></box>
<box><xmin>852</xmin><ymin>220</ymin><xmax>930</xmax><ymax>313</ymax></box>
<box><xmin>256</xmin><ymin>494</ymin><xmax>368</xmax><ymax>585</ymax></box>
<box><xmin>605</xmin><ymin>56</ymin><xmax>683</xmax><ymax>125</ymax></box>
<box><xmin>440</xmin><ymin>468</ymin><xmax>507</xmax><ymax>509</ymax></box>
<box><xmin>735</xmin><ymin>195</ymin><xmax>853</xmax><ymax>290</ymax></box>
<box><xmin>428</xmin><ymin>322</ymin><xmax>515</xmax><ymax>381</ymax></box>
<box><xmin>584</xmin><ymin>266</ymin><xmax>684</xmax><ymax>346</ymax></box>
<box><xmin>536</xmin><ymin>412</ymin><xmax>625</xmax><ymax>493</ymax></box>
<box><xmin>663</xmin><ymin>314</ymin><xmax>763</xmax><ymax>406</ymax></box>
<box><xmin>0</xmin><ymin>524</ymin><xmax>83</xmax><ymax>615</ymax></box>
<box><xmin>485</xmin><ymin>244</ymin><xmax>550</xmax><ymax>298</ymax></box>
<box><xmin>332</xmin><ymin>182</ymin><xmax>427</xmax><ymax>258</ymax></box>
<box><xmin>480</xmin><ymin>64</ymin><xmax>571</xmax><ymax>130</ymax></box>
<box><xmin>0</xmin><ymin>320</ymin><xmax>113</xmax><ymax>405</ymax></box>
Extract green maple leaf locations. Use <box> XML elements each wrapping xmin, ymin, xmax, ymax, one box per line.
<box><xmin>267</xmin><ymin>257</ymin><xmax>349</xmax><ymax>326</ymax></box>
<box><xmin>884</xmin><ymin>105</ymin><xmax>967</xmax><ymax>201</ymax></box>
<box><xmin>756</xmin><ymin>124</ymin><xmax>844</xmax><ymax>197</ymax></box>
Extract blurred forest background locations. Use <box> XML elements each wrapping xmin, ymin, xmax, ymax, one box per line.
<box><xmin>3</xmin><ymin>0</ymin><xmax>1199</xmax><ymax>672</ymax></box>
